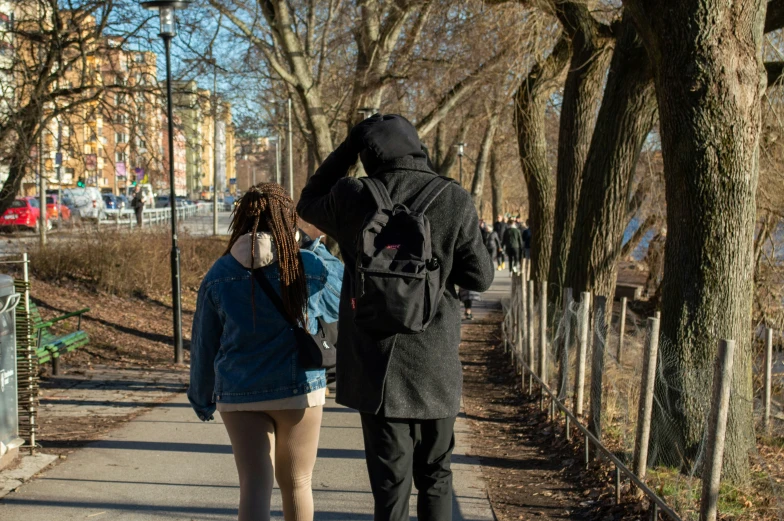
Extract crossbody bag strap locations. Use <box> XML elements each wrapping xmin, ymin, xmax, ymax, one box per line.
<box><xmin>251</xmin><ymin>268</ymin><xmax>298</xmax><ymax>328</ymax></box>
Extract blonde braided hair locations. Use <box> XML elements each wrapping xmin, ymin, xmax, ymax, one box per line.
<box><xmin>225</xmin><ymin>183</ymin><xmax>308</xmax><ymax>327</ymax></box>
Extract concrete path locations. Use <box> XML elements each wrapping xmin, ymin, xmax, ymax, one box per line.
<box><xmin>0</xmin><ymin>393</ymin><xmax>495</xmax><ymax>520</ymax></box>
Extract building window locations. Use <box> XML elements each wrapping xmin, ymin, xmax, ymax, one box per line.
<box><xmin>116</xmin><ymin>152</ymin><xmax>126</xmax><ymax>163</ymax></box>
<box><xmin>115</xmin><ymin>132</ymin><xmax>127</xmax><ymax>143</ymax></box>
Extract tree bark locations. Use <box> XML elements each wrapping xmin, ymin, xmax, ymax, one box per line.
<box><xmin>490</xmin><ymin>147</ymin><xmax>504</xmax><ymax>221</ymax></box>
<box><xmin>471</xmin><ymin>113</ymin><xmax>500</xmax><ymax>210</ymax></box>
<box><xmin>514</xmin><ymin>36</ymin><xmax>571</xmax><ymax>284</ymax></box>
<box><xmin>434</xmin><ymin>122</ymin><xmax>446</xmax><ymax>171</ymax></box>
<box><xmin>438</xmin><ymin>120</ymin><xmax>472</xmax><ymax>178</ymax></box>
<box><xmin>625</xmin><ymin>0</ymin><xmax>764</xmax><ymax>484</ymax></box>
<box><xmin>549</xmin><ymin>3</ymin><xmax>614</xmax><ymax>299</ymax></box>
<box><xmin>564</xmin><ymin>17</ymin><xmax>656</xmax><ymax>308</ymax></box>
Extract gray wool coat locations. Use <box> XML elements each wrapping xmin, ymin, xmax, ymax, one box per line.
<box><xmin>297</xmin><ymin>141</ymin><xmax>494</xmax><ymax>419</ymax></box>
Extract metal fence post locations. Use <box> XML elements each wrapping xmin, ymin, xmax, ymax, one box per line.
<box><xmin>589</xmin><ymin>295</ymin><xmax>607</xmax><ymax>439</ymax></box>
<box><xmin>633</xmin><ymin>316</ymin><xmax>660</xmax><ymax>482</ymax></box>
<box><xmin>539</xmin><ymin>280</ymin><xmax>548</xmax><ymax>386</ymax></box>
<box><xmin>765</xmin><ymin>327</ymin><xmax>773</xmax><ymax>433</ymax></box>
<box><xmin>618</xmin><ymin>296</ymin><xmax>628</xmax><ymax>365</ymax></box>
<box><xmin>574</xmin><ymin>292</ymin><xmax>591</xmax><ymax>417</ymax></box>
<box><xmin>699</xmin><ymin>339</ymin><xmax>736</xmax><ymax>521</ymax></box>
<box><xmin>527</xmin><ymin>279</ymin><xmax>535</xmax><ymax>393</ymax></box>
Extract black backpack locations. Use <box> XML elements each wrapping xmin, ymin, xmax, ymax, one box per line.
<box><xmin>354</xmin><ymin>176</ymin><xmax>453</xmax><ymax>337</ymax></box>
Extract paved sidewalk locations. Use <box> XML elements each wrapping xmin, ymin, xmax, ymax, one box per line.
<box><xmin>0</xmin><ymin>393</ymin><xmax>495</xmax><ymax>520</ymax></box>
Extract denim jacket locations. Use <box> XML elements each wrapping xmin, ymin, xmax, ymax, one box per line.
<box><xmin>188</xmin><ymin>234</ymin><xmax>343</xmax><ymax>421</ymax></box>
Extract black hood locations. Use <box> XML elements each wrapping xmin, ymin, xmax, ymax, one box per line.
<box><xmin>351</xmin><ymin>114</ymin><xmax>427</xmax><ymax>175</ymax></box>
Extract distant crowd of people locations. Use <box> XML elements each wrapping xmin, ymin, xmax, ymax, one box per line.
<box><xmin>479</xmin><ymin>214</ymin><xmax>531</xmax><ymax>274</ymax></box>
<box><xmin>456</xmin><ymin>215</ymin><xmax>532</xmax><ymax>321</ymax></box>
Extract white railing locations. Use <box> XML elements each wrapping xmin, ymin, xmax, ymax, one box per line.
<box><xmin>102</xmin><ymin>203</ymin><xmax>210</xmax><ymax>228</ymax></box>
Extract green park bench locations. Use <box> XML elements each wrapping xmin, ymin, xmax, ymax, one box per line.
<box><xmin>28</xmin><ymin>302</ymin><xmax>90</xmax><ymax>374</ymax></box>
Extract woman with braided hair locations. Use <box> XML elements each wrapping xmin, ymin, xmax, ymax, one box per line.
<box><xmin>189</xmin><ymin>182</ymin><xmax>342</xmax><ymax>521</ymax></box>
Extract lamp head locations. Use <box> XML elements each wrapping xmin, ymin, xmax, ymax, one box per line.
<box><xmin>141</xmin><ymin>1</ymin><xmax>191</xmax><ymax>38</ymax></box>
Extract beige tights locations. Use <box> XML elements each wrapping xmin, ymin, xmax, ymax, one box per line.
<box><xmin>221</xmin><ymin>407</ymin><xmax>323</xmax><ymax>521</ymax></box>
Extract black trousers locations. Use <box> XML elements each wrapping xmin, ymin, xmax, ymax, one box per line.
<box><xmin>507</xmin><ymin>247</ymin><xmax>521</xmax><ymax>273</ymax></box>
<box><xmin>360</xmin><ymin>414</ymin><xmax>456</xmax><ymax>521</ymax></box>
<box><xmin>134</xmin><ymin>206</ymin><xmax>143</xmax><ymax>227</ymax></box>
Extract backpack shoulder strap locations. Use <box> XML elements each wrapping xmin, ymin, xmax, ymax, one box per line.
<box><xmin>251</xmin><ymin>268</ymin><xmax>297</xmax><ymax>328</ymax></box>
<box><xmin>360</xmin><ymin>177</ymin><xmax>393</xmax><ymax>210</ymax></box>
<box><xmin>410</xmin><ymin>176</ymin><xmax>454</xmax><ymax>214</ymax></box>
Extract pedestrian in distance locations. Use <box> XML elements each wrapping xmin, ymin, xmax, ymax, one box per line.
<box><xmin>297</xmin><ymin>113</ymin><xmax>494</xmax><ymax>521</ymax></box>
<box><xmin>188</xmin><ymin>183</ymin><xmax>343</xmax><ymax>521</ymax></box>
<box><xmin>522</xmin><ymin>220</ymin><xmax>532</xmax><ymax>261</ymax></box>
<box><xmin>131</xmin><ymin>187</ymin><xmax>144</xmax><ymax>227</ymax></box>
<box><xmin>458</xmin><ymin>287</ymin><xmax>480</xmax><ymax>320</ymax></box>
<box><xmin>503</xmin><ymin>218</ymin><xmax>523</xmax><ymax>274</ymax></box>
<box><xmin>484</xmin><ymin>225</ymin><xmax>502</xmax><ymax>271</ymax></box>
<box><xmin>493</xmin><ymin>214</ymin><xmax>508</xmax><ymax>270</ymax></box>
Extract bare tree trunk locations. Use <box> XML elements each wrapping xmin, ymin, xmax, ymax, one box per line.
<box><xmin>434</xmin><ymin>122</ymin><xmax>446</xmax><ymax>171</ymax></box>
<box><xmin>514</xmin><ymin>36</ymin><xmax>570</xmax><ymax>284</ymax></box>
<box><xmin>564</xmin><ymin>17</ymin><xmax>656</xmax><ymax>307</ymax></box>
<box><xmin>620</xmin><ymin>213</ymin><xmax>658</xmax><ymax>260</ymax></box>
<box><xmin>490</xmin><ymin>147</ymin><xmax>503</xmax><ymax>221</ymax></box>
<box><xmin>625</xmin><ymin>0</ymin><xmax>764</xmax><ymax>484</ymax></box>
<box><xmin>0</xmin><ymin>109</ymin><xmax>41</xmax><ymax>215</ymax></box>
<box><xmin>439</xmin><ymin>119</ymin><xmax>472</xmax><ymax>178</ymax></box>
<box><xmin>471</xmin><ymin>113</ymin><xmax>500</xmax><ymax>209</ymax></box>
<box><xmin>549</xmin><ymin>3</ymin><xmax>614</xmax><ymax>299</ymax></box>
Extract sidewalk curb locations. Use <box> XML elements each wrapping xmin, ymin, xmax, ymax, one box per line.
<box><xmin>0</xmin><ymin>454</ymin><xmax>58</xmax><ymax>499</ymax></box>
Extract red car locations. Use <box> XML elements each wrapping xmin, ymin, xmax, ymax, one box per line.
<box><xmin>1</xmin><ymin>197</ymin><xmax>50</xmax><ymax>231</ymax></box>
<box><xmin>46</xmin><ymin>195</ymin><xmax>71</xmax><ymax>224</ymax></box>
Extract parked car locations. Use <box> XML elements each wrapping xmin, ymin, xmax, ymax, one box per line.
<box><xmin>102</xmin><ymin>193</ymin><xmax>120</xmax><ymax>210</ymax></box>
<box><xmin>117</xmin><ymin>195</ymin><xmax>129</xmax><ymax>210</ymax></box>
<box><xmin>156</xmin><ymin>195</ymin><xmax>188</xmax><ymax>208</ymax></box>
<box><xmin>155</xmin><ymin>195</ymin><xmax>170</xmax><ymax>208</ymax></box>
<box><xmin>62</xmin><ymin>187</ymin><xmax>106</xmax><ymax>222</ymax></box>
<box><xmin>0</xmin><ymin>197</ymin><xmax>50</xmax><ymax>231</ymax></box>
<box><xmin>223</xmin><ymin>195</ymin><xmax>236</xmax><ymax>211</ymax></box>
<box><xmin>46</xmin><ymin>195</ymin><xmax>71</xmax><ymax>224</ymax></box>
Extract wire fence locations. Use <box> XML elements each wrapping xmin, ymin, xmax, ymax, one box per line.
<box><xmin>501</xmin><ymin>262</ymin><xmax>784</xmax><ymax>521</ymax></box>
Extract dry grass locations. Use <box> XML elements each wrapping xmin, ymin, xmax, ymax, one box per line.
<box><xmin>26</xmin><ymin>228</ymin><xmax>225</xmax><ymax>300</ymax></box>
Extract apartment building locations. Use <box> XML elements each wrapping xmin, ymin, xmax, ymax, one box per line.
<box><xmin>172</xmin><ymin>80</ymin><xmax>236</xmax><ymax>199</ymax></box>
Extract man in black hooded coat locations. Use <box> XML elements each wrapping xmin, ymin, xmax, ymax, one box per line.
<box><xmin>297</xmin><ymin>114</ymin><xmax>493</xmax><ymax>521</ymax></box>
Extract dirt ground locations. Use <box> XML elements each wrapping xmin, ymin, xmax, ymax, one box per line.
<box><xmin>22</xmin><ymin>276</ymin><xmax>194</xmax><ymax>450</ymax></box>
<box><xmin>459</xmin><ymin>305</ymin><xmax>648</xmax><ymax>521</ymax></box>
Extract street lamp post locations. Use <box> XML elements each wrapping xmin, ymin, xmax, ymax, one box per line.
<box><xmin>456</xmin><ymin>142</ymin><xmax>466</xmax><ymax>186</ymax></box>
<box><xmin>142</xmin><ymin>0</ymin><xmax>190</xmax><ymax>364</ymax></box>
<box><xmin>268</xmin><ymin>136</ymin><xmax>281</xmax><ymax>185</ymax></box>
<box><xmin>209</xmin><ymin>57</ymin><xmax>220</xmax><ymax>236</ymax></box>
